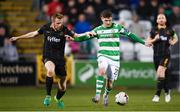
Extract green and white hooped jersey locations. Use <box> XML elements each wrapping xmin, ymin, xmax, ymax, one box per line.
<box><xmin>92</xmin><ymin>23</ymin><xmax>131</xmax><ymax>63</ymax></box>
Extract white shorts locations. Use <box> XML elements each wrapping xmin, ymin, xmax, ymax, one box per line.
<box><xmin>97</xmin><ymin>56</ymin><xmax>120</xmax><ymax>81</ymax></box>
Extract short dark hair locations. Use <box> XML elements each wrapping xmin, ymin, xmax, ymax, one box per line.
<box><xmin>52</xmin><ymin>13</ymin><xmax>64</xmax><ymax>19</ymax></box>
<box><xmin>100</xmin><ymin>10</ymin><xmax>112</xmax><ymax>18</ymax></box>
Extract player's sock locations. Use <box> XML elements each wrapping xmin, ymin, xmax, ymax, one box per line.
<box><xmin>46</xmin><ymin>76</ymin><xmax>53</xmax><ymax>96</ymax></box>
<box><xmin>164</xmin><ymin>74</ymin><xmax>169</xmax><ymax>93</ymax></box>
<box><xmin>54</xmin><ymin>91</ymin><xmax>65</xmax><ymax>109</ymax></box>
<box><xmin>156</xmin><ymin>77</ymin><xmax>165</xmax><ymax>96</ymax></box>
<box><xmin>95</xmin><ymin>76</ymin><xmax>104</xmax><ymax>96</ymax></box>
<box><xmin>56</xmin><ymin>89</ymin><xmax>66</xmax><ymax>100</ymax></box>
<box><xmin>104</xmin><ymin>87</ymin><xmax>112</xmax><ymax>96</ymax></box>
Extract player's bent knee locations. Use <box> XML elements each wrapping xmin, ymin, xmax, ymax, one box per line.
<box><xmin>59</xmin><ymin>85</ymin><xmax>66</xmax><ymax>91</ymax></box>
<box><xmin>47</xmin><ymin>69</ymin><xmax>55</xmax><ymax>77</ymax></box>
<box><xmin>99</xmin><ymin>69</ymin><xmax>106</xmax><ymax>76</ymax></box>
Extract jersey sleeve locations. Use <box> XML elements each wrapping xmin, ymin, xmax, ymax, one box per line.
<box><xmin>118</xmin><ymin>24</ymin><xmax>145</xmax><ymax>45</ymax></box>
<box><xmin>169</xmin><ymin>28</ymin><xmax>175</xmax><ymax>37</ymax></box>
<box><xmin>150</xmin><ymin>28</ymin><xmax>156</xmax><ymax>38</ymax></box>
<box><xmin>91</xmin><ymin>27</ymin><xmax>99</xmax><ymax>38</ymax></box>
<box><xmin>65</xmin><ymin>27</ymin><xmax>75</xmax><ymax>37</ymax></box>
<box><xmin>38</xmin><ymin>25</ymin><xmax>45</xmax><ymax>34</ymax></box>
<box><xmin>118</xmin><ymin>25</ymin><xmax>131</xmax><ymax>36</ymax></box>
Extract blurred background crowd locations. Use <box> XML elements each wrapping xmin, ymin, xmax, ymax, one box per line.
<box><xmin>0</xmin><ymin>0</ymin><xmax>179</xmax><ymax>62</ymax></box>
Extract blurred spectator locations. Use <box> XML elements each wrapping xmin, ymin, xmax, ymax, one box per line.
<box><xmin>118</xmin><ymin>10</ymin><xmax>133</xmax><ymax>28</ymax></box>
<box><xmin>63</xmin><ymin>15</ymin><xmax>73</xmax><ymax>30</ymax></box>
<box><xmin>2</xmin><ymin>38</ymin><xmax>19</xmax><ymax>62</ymax></box>
<box><xmin>74</xmin><ymin>14</ymin><xmax>92</xmax><ymax>54</ymax></box>
<box><xmin>129</xmin><ymin>15</ymin><xmax>144</xmax><ymax>38</ymax></box>
<box><xmin>116</xmin><ymin>0</ymin><xmax>130</xmax><ymax>10</ymax></box>
<box><xmin>136</xmin><ymin>0</ymin><xmax>151</xmax><ymax>20</ymax></box>
<box><xmin>47</xmin><ymin>0</ymin><xmax>64</xmax><ymax>17</ymax></box>
<box><xmin>168</xmin><ymin>6</ymin><xmax>180</xmax><ymax>26</ymax></box>
<box><xmin>74</xmin><ymin>14</ymin><xmax>91</xmax><ymax>33</ymax></box>
<box><xmin>65</xmin><ymin>0</ymin><xmax>78</xmax><ymax>25</ymax></box>
<box><xmin>93</xmin><ymin>0</ymin><xmax>106</xmax><ymax>16</ymax></box>
<box><xmin>63</xmin><ymin>14</ymin><xmax>79</xmax><ymax>54</ymax></box>
<box><xmin>129</xmin><ymin>0</ymin><xmax>139</xmax><ymax>9</ymax></box>
<box><xmin>106</xmin><ymin>0</ymin><xmax>119</xmax><ymax>16</ymax></box>
<box><xmin>158</xmin><ymin>5</ymin><xmax>165</xmax><ymax>14</ymax></box>
<box><xmin>34</xmin><ymin>0</ymin><xmax>52</xmax><ymax>21</ymax></box>
<box><xmin>84</xmin><ymin>5</ymin><xmax>98</xmax><ymax>28</ymax></box>
<box><xmin>76</xmin><ymin>0</ymin><xmax>88</xmax><ymax>14</ymax></box>
<box><xmin>150</xmin><ymin>0</ymin><xmax>159</xmax><ymax>22</ymax></box>
<box><xmin>0</xmin><ymin>22</ymin><xmax>10</xmax><ymax>47</ymax></box>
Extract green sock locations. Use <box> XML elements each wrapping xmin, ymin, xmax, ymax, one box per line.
<box><xmin>104</xmin><ymin>87</ymin><xmax>112</xmax><ymax>96</ymax></box>
<box><xmin>96</xmin><ymin>76</ymin><xmax>104</xmax><ymax>96</ymax></box>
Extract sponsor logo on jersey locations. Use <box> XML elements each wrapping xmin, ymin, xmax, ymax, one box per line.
<box><xmin>97</xmin><ymin>29</ymin><xmax>119</xmax><ymax>34</ymax></box>
<box><xmin>160</xmin><ymin>35</ymin><xmax>167</xmax><ymax>41</ymax></box>
<box><xmin>47</xmin><ymin>36</ymin><xmax>61</xmax><ymax>42</ymax></box>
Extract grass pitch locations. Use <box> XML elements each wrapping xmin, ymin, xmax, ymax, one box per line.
<box><xmin>0</xmin><ymin>87</ymin><xmax>180</xmax><ymax>111</ymax></box>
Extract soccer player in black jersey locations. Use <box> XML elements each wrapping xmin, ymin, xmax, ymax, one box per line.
<box><xmin>147</xmin><ymin>14</ymin><xmax>178</xmax><ymax>103</ymax></box>
<box><xmin>10</xmin><ymin>13</ymin><xmax>86</xmax><ymax>108</ymax></box>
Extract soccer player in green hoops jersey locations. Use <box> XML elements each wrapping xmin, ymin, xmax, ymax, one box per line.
<box><xmin>71</xmin><ymin>10</ymin><xmax>151</xmax><ymax>107</ymax></box>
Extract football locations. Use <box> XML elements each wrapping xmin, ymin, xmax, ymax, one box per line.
<box><xmin>115</xmin><ymin>92</ymin><xmax>129</xmax><ymax>105</ymax></box>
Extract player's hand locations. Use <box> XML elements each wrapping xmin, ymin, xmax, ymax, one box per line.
<box><xmin>145</xmin><ymin>41</ymin><xmax>153</xmax><ymax>47</ymax></box>
<box><xmin>65</xmin><ymin>35</ymin><xmax>74</xmax><ymax>41</ymax></box>
<box><xmin>169</xmin><ymin>39</ymin><xmax>174</xmax><ymax>45</ymax></box>
<box><xmin>86</xmin><ymin>31</ymin><xmax>96</xmax><ymax>37</ymax></box>
<box><xmin>9</xmin><ymin>37</ymin><xmax>18</xmax><ymax>41</ymax></box>
<box><xmin>154</xmin><ymin>34</ymin><xmax>160</xmax><ymax>40</ymax></box>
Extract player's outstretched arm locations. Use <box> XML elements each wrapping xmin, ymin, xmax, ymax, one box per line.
<box><xmin>127</xmin><ymin>33</ymin><xmax>145</xmax><ymax>45</ymax></box>
<box><xmin>10</xmin><ymin>30</ymin><xmax>40</xmax><ymax>41</ymax></box>
<box><xmin>73</xmin><ymin>31</ymin><xmax>96</xmax><ymax>42</ymax></box>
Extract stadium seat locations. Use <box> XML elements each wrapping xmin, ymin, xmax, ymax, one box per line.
<box><xmin>135</xmin><ymin>43</ymin><xmax>153</xmax><ymax>62</ymax></box>
<box><xmin>139</xmin><ymin>20</ymin><xmax>152</xmax><ymax>38</ymax></box>
<box><xmin>120</xmin><ymin>40</ymin><xmax>135</xmax><ymax>61</ymax></box>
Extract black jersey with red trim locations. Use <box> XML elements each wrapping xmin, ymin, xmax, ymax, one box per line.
<box><xmin>38</xmin><ymin>23</ymin><xmax>74</xmax><ymax>64</ymax></box>
<box><xmin>150</xmin><ymin>27</ymin><xmax>175</xmax><ymax>56</ymax></box>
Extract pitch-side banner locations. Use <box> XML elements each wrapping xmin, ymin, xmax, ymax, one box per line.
<box><xmin>0</xmin><ymin>61</ymin><xmax>36</xmax><ymax>86</ymax></box>
<box><xmin>74</xmin><ymin>60</ymin><xmax>156</xmax><ymax>87</ymax></box>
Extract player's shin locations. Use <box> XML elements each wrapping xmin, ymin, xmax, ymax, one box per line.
<box><xmin>156</xmin><ymin>77</ymin><xmax>165</xmax><ymax>96</ymax></box>
<box><xmin>96</xmin><ymin>75</ymin><xmax>104</xmax><ymax>96</ymax></box>
<box><xmin>104</xmin><ymin>80</ymin><xmax>113</xmax><ymax>96</ymax></box>
<box><xmin>46</xmin><ymin>76</ymin><xmax>53</xmax><ymax>96</ymax></box>
<box><xmin>56</xmin><ymin>89</ymin><xmax>66</xmax><ymax>100</ymax></box>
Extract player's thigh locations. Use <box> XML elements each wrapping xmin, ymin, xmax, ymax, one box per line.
<box><xmin>44</xmin><ymin>60</ymin><xmax>55</xmax><ymax>76</ymax></box>
<box><xmin>55</xmin><ymin>65</ymin><xmax>67</xmax><ymax>77</ymax></box>
<box><xmin>97</xmin><ymin>57</ymin><xmax>109</xmax><ymax>75</ymax></box>
<box><xmin>157</xmin><ymin>56</ymin><xmax>170</xmax><ymax>77</ymax></box>
<box><xmin>55</xmin><ymin>65</ymin><xmax>67</xmax><ymax>90</ymax></box>
<box><xmin>107</xmin><ymin>65</ymin><xmax>120</xmax><ymax>81</ymax></box>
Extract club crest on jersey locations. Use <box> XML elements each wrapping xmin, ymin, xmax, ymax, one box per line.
<box><xmin>59</xmin><ymin>32</ymin><xmax>64</xmax><ymax>36</ymax></box>
<box><xmin>47</xmin><ymin>36</ymin><xmax>61</xmax><ymax>42</ymax></box>
<box><xmin>160</xmin><ymin>35</ymin><xmax>167</xmax><ymax>41</ymax></box>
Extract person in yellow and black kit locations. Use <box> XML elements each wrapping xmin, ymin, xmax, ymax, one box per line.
<box><xmin>147</xmin><ymin>13</ymin><xmax>178</xmax><ymax>103</ymax></box>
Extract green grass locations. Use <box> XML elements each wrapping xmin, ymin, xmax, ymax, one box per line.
<box><xmin>0</xmin><ymin>87</ymin><xmax>180</xmax><ymax>111</ymax></box>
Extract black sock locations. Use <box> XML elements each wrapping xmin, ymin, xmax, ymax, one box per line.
<box><xmin>56</xmin><ymin>89</ymin><xmax>66</xmax><ymax>100</ymax></box>
<box><xmin>156</xmin><ymin>77</ymin><xmax>165</xmax><ymax>96</ymax></box>
<box><xmin>46</xmin><ymin>76</ymin><xmax>53</xmax><ymax>96</ymax></box>
<box><xmin>164</xmin><ymin>75</ymin><xmax>169</xmax><ymax>93</ymax></box>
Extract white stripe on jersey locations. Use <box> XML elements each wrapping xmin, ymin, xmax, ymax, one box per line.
<box><xmin>96</xmin><ymin>80</ymin><xmax>104</xmax><ymax>83</ymax></box>
<box><xmin>99</xmin><ymin>46</ymin><xmax>119</xmax><ymax>51</ymax></box>
<box><xmin>96</xmin><ymin>84</ymin><xmax>103</xmax><ymax>88</ymax></box>
<box><xmin>98</xmin><ymin>54</ymin><xmax>120</xmax><ymax>60</ymax></box>
<box><xmin>98</xmin><ymin>38</ymin><xmax>119</xmax><ymax>43</ymax></box>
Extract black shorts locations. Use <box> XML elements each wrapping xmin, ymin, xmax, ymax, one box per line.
<box><xmin>43</xmin><ymin>58</ymin><xmax>67</xmax><ymax>77</ymax></box>
<box><xmin>153</xmin><ymin>55</ymin><xmax>170</xmax><ymax>70</ymax></box>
